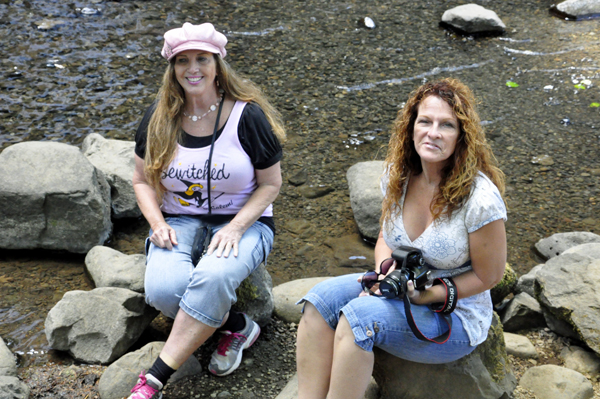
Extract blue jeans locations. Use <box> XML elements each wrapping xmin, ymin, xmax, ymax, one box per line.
<box><xmin>299</xmin><ymin>274</ymin><xmax>476</xmax><ymax>364</ymax></box>
<box><xmin>144</xmin><ymin>215</ymin><xmax>274</xmax><ymax>328</ymax></box>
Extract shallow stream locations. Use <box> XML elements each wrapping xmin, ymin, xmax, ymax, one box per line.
<box><xmin>1</xmin><ymin>0</ymin><xmax>599</xmax><ymax>371</ymax></box>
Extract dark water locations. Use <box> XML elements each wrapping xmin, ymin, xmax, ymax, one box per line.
<box><xmin>1</xmin><ymin>0</ymin><xmax>599</xmax><ymax>370</ymax></box>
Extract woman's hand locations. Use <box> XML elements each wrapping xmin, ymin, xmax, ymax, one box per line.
<box><xmin>206</xmin><ymin>221</ymin><xmax>245</xmax><ymax>258</ymax></box>
<box><xmin>149</xmin><ymin>221</ymin><xmax>178</xmax><ymax>250</ymax></box>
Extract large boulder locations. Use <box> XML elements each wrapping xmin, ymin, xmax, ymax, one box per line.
<box><xmin>441</xmin><ymin>4</ymin><xmax>506</xmax><ymax>35</ymax></box>
<box><xmin>231</xmin><ymin>263</ymin><xmax>274</xmax><ymax>327</ymax></box>
<box><xmin>98</xmin><ymin>341</ymin><xmax>202</xmax><ymax>399</ymax></box>
<box><xmin>519</xmin><ymin>364</ymin><xmax>593</xmax><ymax>399</ymax></box>
<box><xmin>0</xmin><ymin>337</ymin><xmax>17</xmax><ymax>377</ymax></box>
<box><xmin>536</xmin><ymin>252</ymin><xmax>600</xmax><ymax>355</ymax></box>
<box><xmin>0</xmin><ymin>141</ymin><xmax>112</xmax><ymax>253</ymax></box>
<box><xmin>82</xmin><ymin>133</ymin><xmax>141</xmax><ymax>219</ymax></box>
<box><xmin>535</xmin><ymin>232</ymin><xmax>600</xmax><ymax>260</ymax></box>
<box><xmin>45</xmin><ymin>287</ymin><xmax>158</xmax><ymax>364</ymax></box>
<box><xmin>273</xmin><ymin>277</ymin><xmax>332</xmax><ymax>324</ymax></box>
<box><xmin>0</xmin><ymin>376</ymin><xmax>30</xmax><ymax>399</ymax></box>
<box><xmin>500</xmin><ymin>292</ymin><xmax>546</xmax><ymax>332</ymax></box>
<box><xmin>85</xmin><ymin>246</ymin><xmax>146</xmax><ymax>293</ymax></box>
<box><xmin>372</xmin><ymin>313</ymin><xmax>516</xmax><ymax>399</ymax></box>
<box><xmin>347</xmin><ymin>161</ymin><xmax>384</xmax><ymax>241</ymax></box>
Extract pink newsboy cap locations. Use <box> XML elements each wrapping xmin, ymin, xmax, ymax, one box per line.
<box><xmin>161</xmin><ymin>22</ymin><xmax>227</xmax><ymax>61</ymax></box>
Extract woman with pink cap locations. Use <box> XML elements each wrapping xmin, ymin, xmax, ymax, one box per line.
<box><xmin>129</xmin><ymin>22</ymin><xmax>285</xmax><ymax>398</ymax></box>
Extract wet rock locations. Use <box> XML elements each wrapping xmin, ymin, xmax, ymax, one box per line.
<box><xmin>273</xmin><ymin>277</ymin><xmax>331</xmax><ymax>324</ymax></box>
<box><xmin>504</xmin><ymin>332</ymin><xmax>538</xmax><ymax>359</ymax></box>
<box><xmin>441</xmin><ymin>4</ymin><xmax>506</xmax><ymax>35</ymax></box>
<box><xmin>0</xmin><ymin>376</ymin><xmax>30</xmax><ymax>399</ymax></box>
<box><xmin>35</xmin><ymin>19</ymin><xmax>66</xmax><ymax>30</ymax></box>
<box><xmin>99</xmin><ymin>341</ymin><xmax>201</xmax><ymax>399</ymax></box>
<box><xmin>0</xmin><ymin>337</ymin><xmax>17</xmax><ymax>378</ymax></box>
<box><xmin>85</xmin><ymin>246</ymin><xmax>146</xmax><ymax>293</ymax></box>
<box><xmin>347</xmin><ymin>161</ymin><xmax>384</xmax><ymax>241</ymax></box>
<box><xmin>231</xmin><ymin>263</ymin><xmax>275</xmax><ymax>328</ymax></box>
<box><xmin>534</xmin><ymin>232</ymin><xmax>600</xmax><ymax>259</ymax></box>
<box><xmin>554</xmin><ymin>0</ymin><xmax>600</xmax><ymax>19</ymax></box>
<box><xmin>298</xmin><ymin>185</ymin><xmax>334</xmax><ymax>199</ymax></box>
<box><xmin>560</xmin><ymin>346</ymin><xmax>600</xmax><ymax>376</ymax></box>
<box><xmin>82</xmin><ymin>133</ymin><xmax>141</xmax><ymax>219</ymax></box>
<box><xmin>373</xmin><ymin>313</ymin><xmax>516</xmax><ymax>399</ymax></box>
<box><xmin>45</xmin><ymin>287</ymin><xmax>159</xmax><ymax>364</ymax></box>
<box><xmin>500</xmin><ymin>292</ymin><xmax>546</xmax><ymax>332</ymax></box>
<box><xmin>324</xmin><ymin>234</ymin><xmax>374</xmax><ymax>269</ymax></box>
<box><xmin>519</xmin><ymin>365</ymin><xmax>593</xmax><ymax>399</ymax></box>
<box><xmin>288</xmin><ymin>169</ymin><xmax>308</xmax><ymax>186</ymax></box>
<box><xmin>0</xmin><ymin>141</ymin><xmax>112</xmax><ymax>253</ymax></box>
<box><xmin>536</xmin><ymin>252</ymin><xmax>600</xmax><ymax>355</ymax></box>
<box><xmin>531</xmin><ymin>154</ymin><xmax>554</xmax><ymax>166</ymax></box>
<box><xmin>284</xmin><ymin>219</ymin><xmax>316</xmax><ymax>239</ymax></box>
<box><xmin>358</xmin><ymin>17</ymin><xmax>376</xmax><ymax>29</ymax></box>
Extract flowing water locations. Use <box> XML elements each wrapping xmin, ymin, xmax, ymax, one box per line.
<box><xmin>1</xmin><ymin>0</ymin><xmax>599</xmax><ymax>371</ymax></box>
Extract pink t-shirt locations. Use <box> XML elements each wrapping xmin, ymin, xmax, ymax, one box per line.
<box><xmin>160</xmin><ymin>101</ymin><xmax>273</xmax><ymax>217</ymax></box>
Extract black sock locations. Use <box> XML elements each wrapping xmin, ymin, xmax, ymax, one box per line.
<box><xmin>218</xmin><ymin>311</ymin><xmax>246</xmax><ymax>332</ymax></box>
<box><xmin>148</xmin><ymin>356</ymin><xmax>176</xmax><ymax>386</ymax></box>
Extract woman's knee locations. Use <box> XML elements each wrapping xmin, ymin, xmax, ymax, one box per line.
<box><xmin>300</xmin><ymin>302</ymin><xmax>331</xmax><ymax>333</ymax></box>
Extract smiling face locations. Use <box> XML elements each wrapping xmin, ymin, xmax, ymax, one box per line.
<box><xmin>173</xmin><ymin>50</ymin><xmax>217</xmax><ymax>97</ymax></box>
<box><xmin>412</xmin><ymin>95</ymin><xmax>460</xmax><ymax>168</ymax></box>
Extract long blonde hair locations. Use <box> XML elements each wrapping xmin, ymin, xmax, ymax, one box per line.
<box><xmin>143</xmin><ymin>54</ymin><xmax>286</xmax><ymax>202</ymax></box>
<box><xmin>381</xmin><ymin>78</ymin><xmax>505</xmax><ymax>228</ymax></box>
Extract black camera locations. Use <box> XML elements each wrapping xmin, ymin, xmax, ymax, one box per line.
<box><xmin>379</xmin><ymin>246</ymin><xmax>430</xmax><ymax>299</ymax></box>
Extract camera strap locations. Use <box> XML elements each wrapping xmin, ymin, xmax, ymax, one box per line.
<box><xmin>402</xmin><ymin>277</ymin><xmax>457</xmax><ymax>344</ymax></box>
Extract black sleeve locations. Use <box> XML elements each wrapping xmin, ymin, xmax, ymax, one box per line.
<box><xmin>134</xmin><ymin>102</ymin><xmax>157</xmax><ymax>159</ymax></box>
<box><xmin>238</xmin><ymin>102</ymin><xmax>283</xmax><ymax>169</ymax></box>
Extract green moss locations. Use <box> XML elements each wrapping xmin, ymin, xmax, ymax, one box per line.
<box><xmin>232</xmin><ymin>279</ymin><xmax>259</xmax><ymax>312</ymax></box>
<box><xmin>490</xmin><ymin>263</ymin><xmax>518</xmax><ymax>305</ymax></box>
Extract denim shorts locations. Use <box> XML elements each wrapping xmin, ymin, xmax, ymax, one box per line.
<box><xmin>299</xmin><ymin>273</ymin><xmax>476</xmax><ymax>364</ymax></box>
<box><xmin>144</xmin><ymin>215</ymin><xmax>274</xmax><ymax>328</ymax></box>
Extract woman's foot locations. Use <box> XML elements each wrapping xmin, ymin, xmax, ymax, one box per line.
<box><xmin>127</xmin><ymin>372</ymin><xmax>163</xmax><ymax>399</ymax></box>
<box><xmin>208</xmin><ymin>314</ymin><xmax>261</xmax><ymax>376</ymax></box>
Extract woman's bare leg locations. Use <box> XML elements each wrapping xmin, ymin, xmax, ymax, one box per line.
<box><xmin>297</xmin><ymin>303</ymin><xmax>335</xmax><ymax>399</ymax></box>
<box><xmin>327</xmin><ymin>314</ymin><xmax>374</xmax><ymax>399</ymax></box>
<box><xmin>160</xmin><ymin>308</ymin><xmax>220</xmax><ymax>368</ymax></box>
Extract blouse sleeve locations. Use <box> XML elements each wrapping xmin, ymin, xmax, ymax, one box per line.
<box><xmin>238</xmin><ymin>103</ymin><xmax>283</xmax><ymax>169</ymax></box>
<box><xmin>464</xmin><ymin>173</ymin><xmax>507</xmax><ymax>233</ymax></box>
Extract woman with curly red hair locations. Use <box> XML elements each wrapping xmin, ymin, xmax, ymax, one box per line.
<box><xmin>296</xmin><ymin>78</ymin><xmax>507</xmax><ymax>399</ymax></box>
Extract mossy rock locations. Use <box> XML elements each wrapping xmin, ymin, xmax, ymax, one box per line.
<box><xmin>490</xmin><ymin>263</ymin><xmax>517</xmax><ymax>305</ymax></box>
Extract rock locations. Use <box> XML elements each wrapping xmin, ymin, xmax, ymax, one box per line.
<box><xmin>372</xmin><ymin>313</ymin><xmax>516</xmax><ymax>399</ymax></box>
<box><xmin>284</xmin><ymin>219</ymin><xmax>315</xmax><ymax>239</ymax></box>
<box><xmin>504</xmin><ymin>332</ymin><xmax>538</xmax><ymax>359</ymax></box>
<box><xmin>82</xmin><ymin>133</ymin><xmax>141</xmax><ymax>219</ymax></box>
<box><xmin>563</xmin><ymin>242</ymin><xmax>600</xmax><ymax>258</ymax></box>
<box><xmin>560</xmin><ymin>346</ymin><xmax>600</xmax><ymax>376</ymax></box>
<box><xmin>231</xmin><ymin>263</ymin><xmax>274</xmax><ymax>327</ymax></box>
<box><xmin>347</xmin><ymin>161</ymin><xmax>384</xmax><ymax>241</ymax></box>
<box><xmin>490</xmin><ymin>263</ymin><xmax>517</xmax><ymax>305</ymax></box>
<box><xmin>441</xmin><ymin>4</ymin><xmax>506</xmax><ymax>35</ymax></box>
<box><xmin>273</xmin><ymin>277</ymin><xmax>332</xmax><ymax>324</ymax></box>
<box><xmin>85</xmin><ymin>246</ymin><xmax>146</xmax><ymax>293</ymax></box>
<box><xmin>324</xmin><ymin>234</ymin><xmax>374</xmax><ymax>269</ymax></box>
<box><xmin>534</xmin><ymin>232</ymin><xmax>600</xmax><ymax>260</ymax></box>
<box><xmin>35</xmin><ymin>19</ymin><xmax>66</xmax><ymax>30</ymax></box>
<box><xmin>0</xmin><ymin>337</ymin><xmax>17</xmax><ymax>377</ymax></box>
<box><xmin>514</xmin><ymin>264</ymin><xmax>544</xmax><ymax>297</ymax></box>
<box><xmin>274</xmin><ymin>373</ymin><xmax>379</xmax><ymax>399</ymax></box>
<box><xmin>288</xmin><ymin>169</ymin><xmax>308</xmax><ymax>186</ymax></box>
<box><xmin>519</xmin><ymin>364</ymin><xmax>593</xmax><ymax>399</ymax></box>
<box><xmin>500</xmin><ymin>292</ymin><xmax>546</xmax><ymax>332</ymax></box>
<box><xmin>0</xmin><ymin>141</ymin><xmax>112</xmax><ymax>253</ymax></box>
<box><xmin>98</xmin><ymin>341</ymin><xmax>202</xmax><ymax>399</ymax></box>
<box><xmin>45</xmin><ymin>287</ymin><xmax>159</xmax><ymax>364</ymax></box>
<box><xmin>0</xmin><ymin>376</ymin><xmax>30</xmax><ymax>399</ymax></box>
<box><xmin>536</xmin><ymin>252</ymin><xmax>600</xmax><ymax>355</ymax></box>
<box><xmin>554</xmin><ymin>0</ymin><xmax>600</xmax><ymax>19</ymax></box>
<box><xmin>298</xmin><ymin>185</ymin><xmax>334</xmax><ymax>199</ymax></box>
